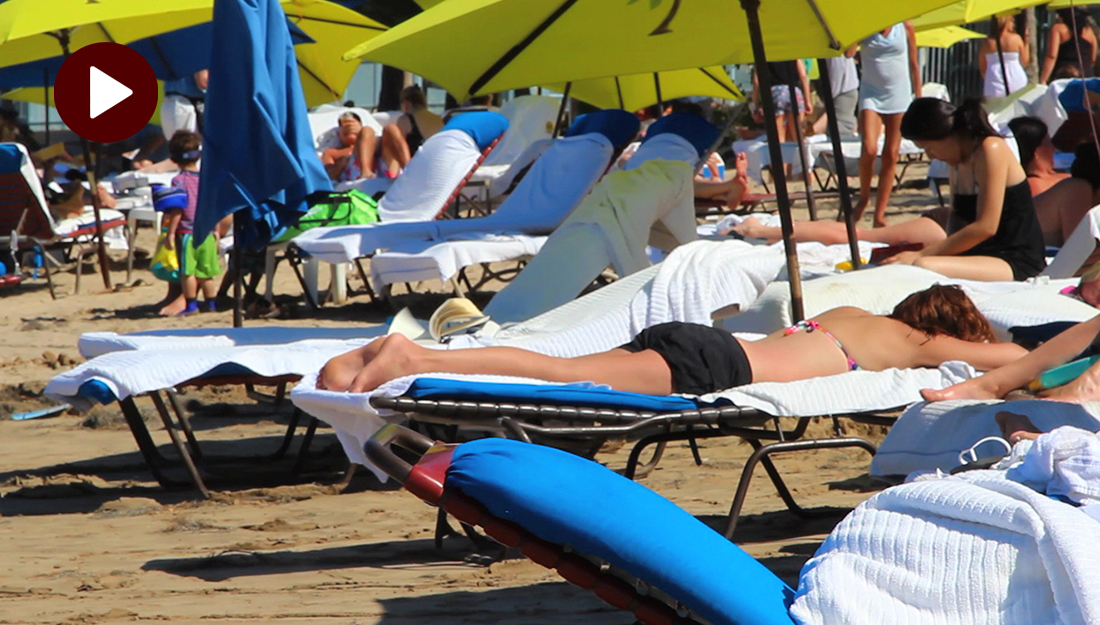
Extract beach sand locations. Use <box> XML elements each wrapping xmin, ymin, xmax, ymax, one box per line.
<box><xmin>0</xmin><ymin>169</ymin><xmax>937</xmax><ymax>624</ymax></box>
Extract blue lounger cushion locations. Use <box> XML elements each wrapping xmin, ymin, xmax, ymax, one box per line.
<box><xmin>406</xmin><ymin>377</ymin><xmax>699</xmax><ymax>412</ymax></box>
<box><xmin>442</xmin><ymin>110</ymin><xmax>510</xmax><ymax>152</ymax></box>
<box><xmin>645</xmin><ymin>112</ymin><xmax>720</xmax><ymax>157</ymax></box>
<box><xmin>448</xmin><ymin>439</ymin><xmax>796</xmax><ymax>625</ymax></box>
<box><xmin>566</xmin><ymin>109</ymin><xmax>641</xmax><ymax>150</ymax></box>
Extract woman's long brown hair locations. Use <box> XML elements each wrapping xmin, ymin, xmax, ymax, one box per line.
<box><xmin>888</xmin><ymin>284</ymin><xmax>995</xmax><ymax>343</ymax></box>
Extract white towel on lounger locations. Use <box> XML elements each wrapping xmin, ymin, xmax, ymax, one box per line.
<box><xmin>790</xmin><ymin>469</ymin><xmax>1100</xmax><ymax>625</ymax></box>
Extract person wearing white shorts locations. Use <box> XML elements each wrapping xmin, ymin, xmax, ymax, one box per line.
<box><xmin>161</xmin><ymin>70</ymin><xmax>208</xmax><ymax>140</ymax></box>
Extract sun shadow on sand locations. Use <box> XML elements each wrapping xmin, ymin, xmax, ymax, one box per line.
<box><xmin>373</xmin><ymin>581</ymin><xmax>623</xmax><ymax>625</ymax></box>
<box><xmin>695</xmin><ymin>507</ymin><xmax>851</xmax><ymax>545</ymax></box>
<box><xmin>142</xmin><ymin>537</ymin><xmax>500</xmax><ymax>581</ymax></box>
<box><xmin>0</xmin><ymin>432</ymin><xmax>389</xmax><ymax>515</ymax></box>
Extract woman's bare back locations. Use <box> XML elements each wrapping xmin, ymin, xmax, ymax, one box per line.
<box><xmin>743</xmin><ymin>307</ymin><xmax>979</xmax><ymax>383</ymax></box>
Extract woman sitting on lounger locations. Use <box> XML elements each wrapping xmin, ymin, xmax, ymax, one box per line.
<box><xmin>731</xmin><ymin>98</ymin><xmax>1047</xmax><ymax>282</ymax></box>
<box><xmin>320</xmin><ymin>285</ymin><xmax>1026</xmax><ymax>396</ymax></box>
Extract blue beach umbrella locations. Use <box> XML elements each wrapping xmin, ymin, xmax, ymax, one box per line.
<box><xmin>193</xmin><ymin>0</ymin><xmax>331</xmax><ymax>248</ymax></box>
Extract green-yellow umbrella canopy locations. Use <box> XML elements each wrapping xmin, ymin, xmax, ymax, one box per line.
<box><xmin>546</xmin><ymin>66</ymin><xmax>744</xmax><ymax>111</ymax></box>
<box><xmin>915</xmin><ymin>25</ymin><xmax>985</xmax><ymax>47</ymax></box>
<box><xmin>0</xmin><ymin>0</ymin><xmax>384</xmax><ymax>107</ymax></box>
<box><xmin>911</xmin><ymin>0</ymin><xmax>1047</xmax><ymax>31</ymax></box>
<box><xmin>344</xmin><ymin>0</ymin><xmax>965</xmax><ymax>103</ymax></box>
<box><xmin>1046</xmin><ymin>0</ymin><xmax>1097</xmax><ymax>8</ymax></box>
<box><xmin>5</xmin><ymin>81</ymin><xmax>166</xmax><ymax>126</ymax></box>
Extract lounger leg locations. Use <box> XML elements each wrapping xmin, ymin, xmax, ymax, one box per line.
<box><xmin>722</xmin><ymin>436</ymin><xmax>877</xmax><ymax>539</ymax></box>
<box><xmin>150</xmin><ymin>392</ymin><xmax>210</xmax><ymax>498</ymax></box>
<box><xmin>292</xmin><ymin>416</ymin><xmax>320</xmax><ymax>473</ymax></box>
<box><xmin>286</xmin><ymin>248</ymin><xmax>320</xmax><ymax>309</ymax></box>
<box><xmin>118</xmin><ymin>397</ymin><xmax>176</xmax><ymax>487</ymax></box>
<box><xmin>160</xmin><ymin>391</ymin><xmax>203</xmax><ymax>460</ymax></box>
<box><xmin>271</xmin><ymin>407</ymin><xmax>303</xmax><ymax>461</ymax></box>
<box><xmin>624</xmin><ymin>427</ymin><xmax>733</xmax><ymax>480</ymax></box>
<box><xmin>498</xmin><ymin>417</ymin><xmax>533</xmax><ymax>443</ymax></box>
<box><xmin>353</xmin><ymin>258</ymin><xmax>376</xmax><ymax>301</ymax></box>
<box><xmin>40</xmin><ymin>244</ymin><xmax>58</xmax><ymax>300</ymax></box>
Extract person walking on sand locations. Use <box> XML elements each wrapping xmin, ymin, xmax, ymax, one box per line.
<box><xmin>849</xmin><ymin>22</ymin><xmax>921</xmax><ymax>228</ymax></box>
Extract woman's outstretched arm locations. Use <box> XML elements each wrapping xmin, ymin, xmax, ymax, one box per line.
<box><xmin>923</xmin><ymin>314</ymin><xmax>1100</xmax><ymax>401</ymax></box>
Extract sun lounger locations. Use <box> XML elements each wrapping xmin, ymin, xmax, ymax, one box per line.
<box><xmin>280</xmin><ymin>111</ymin><xmax>509</xmax><ymax>305</ymax></box>
<box><xmin>44</xmin><ymin>337</ymin><xmax>383</xmax><ymax>496</ymax></box>
<box><xmin>464</xmin><ymin>95</ymin><xmax>560</xmax><ymax>200</ymax></box>
<box><xmin>289</xmin><ymin>358</ymin><xmax>975</xmax><ymax>533</ymax></box>
<box><xmin>1041</xmin><ymin>204</ymin><xmax>1100</xmax><ymax>279</ymax></box>
<box><xmin>479</xmin><ymin>113</ymin><xmax>720</xmax><ymax>323</ymax></box>
<box><xmin>295</xmin><ymin>109</ymin><xmax>639</xmax><ymax>299</ymax></box>
<box><xmin>721</xmin><ymin>264</ymin><xmax>1091</xmax><ymax>339</ymax></box>
<box><xmin>873</xmin><ymin>398</ymin><xmax>1100</xmax><ymax>478</ymax></box>
<box><xmin>365</xmin><ymin>424</ymin><xmax>1100</xmax><ymax>625</ymax></box>
<box><xmin>0</xmin><ymin>143</ymin><xmax>128</xmax><ymax>298</ymax></box>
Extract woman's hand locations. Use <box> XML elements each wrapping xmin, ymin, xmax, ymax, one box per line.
<box><xmin>881</xmin><ymin>250</ymin><xmax>922</xmax><ymax>265</ymax></box>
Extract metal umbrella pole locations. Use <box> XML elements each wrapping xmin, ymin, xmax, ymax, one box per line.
<box><xmin>816</xmin><ymin>58</ymin><xmax>861</xmax><ymax>269</ymax></box>
<box><xmin>43</xmin><ymin>67</ymin><xmax>50</xmax><ymax>144</ymax></box>
<box><xmin>57</xmin><ymin>31</ymin><xmax>111</xmax><ymax>290</ymax></box>
<box><xmin>653</xmin><ymin>71</ymin><xmax>664</xmax><ymax>110</ymax></box>
<box><xmin>740</xmin><ymin>0</ymin><xmax>805</xmax><ymax>321</ymax></box>
<box><xmin>551</xmin><ymin>81</ymin><xmax>572</xmax><ymax>136</ymax></box>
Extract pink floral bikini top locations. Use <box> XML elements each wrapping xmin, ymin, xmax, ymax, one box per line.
<box><xmin>784</xmin><ymin>319</ymin><xmax>862</xmax><ymax>371</ymax></box>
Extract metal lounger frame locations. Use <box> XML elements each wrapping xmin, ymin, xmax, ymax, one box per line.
<box><xmin>115</xmin><ymin>373</ymin><xmax>351</xmax><ymax>498</ymax></box>
<box><xmin>370</xmin><ymin>395</ymin><xmax>884</xmax><ymax>538</ymax></box>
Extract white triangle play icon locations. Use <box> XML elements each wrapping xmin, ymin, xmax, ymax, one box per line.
<box><xmin>89</xmin><ymin>66</ymin><xmax>132</xmax><ymax>119</ymax></box>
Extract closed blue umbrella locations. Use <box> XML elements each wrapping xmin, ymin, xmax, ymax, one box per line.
<box><xmin>193</xmin><ymin>0</ymin><xmax>331</xmax><ymax>248</ymax></box>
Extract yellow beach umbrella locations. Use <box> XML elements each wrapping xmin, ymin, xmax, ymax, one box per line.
<box><xmin>281</xmin><ymin>1</ymin><xmax>387</xmax><ymax>106</ymax></box>
<box><xmin>1047</xmin><ymin>0</ymin><xmax>1097</xmax><ymax>8</ymax></box>
<box><xmin>912</xmin><ymin>0</ymin><xmax>1046</xmax><ymax>30</ymax></box>
<box><xmin>343</xmin><ymin>0</ymin><xmax>964</xmax><ymax>103</ymax></box>
<box><xmin>546</xmin><ymin>66</ymin><xmax>743</xmax><ymax>111</ymax></box>
<box><xmin>5</xmin><ymin>81</ymin><xmax>165</xmax><ymax>126</ymax></box>
<box><xmin>915</xmin><ymin>25</ymin><xmax>985</xmax><ymax>47</ymax></box>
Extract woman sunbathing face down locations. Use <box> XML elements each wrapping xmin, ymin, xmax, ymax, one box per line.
<box><xmin>318</xmin><ymin>285</ymin><xmax>1028</xmax><ymax>396</ymax></box>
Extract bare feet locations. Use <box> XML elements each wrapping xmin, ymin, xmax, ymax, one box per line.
<box><xmin>873</xmin><ymin>218</ymin><xmax>889</xmax><ymax>229</ymax></box>
<box><xmin>995</xmin><ymin>411</ymin><xmax>1043</xmax><ymax>444</ymax></box>
<box><xmin>318</xmin><ymin>334</ymin><xmax>424</xmax><ymax>393</ymax></box>
<box><xmin>728</xmin><ymin>217</ymin><xmax>779</xmax><ymax>243</ymax></box>
<box><xmin>920</xmin><ymin>378</ymin><xmax>1000</xmax><ymax>402</ymax></box>
<box><xmin>159</xmin><ymin>294</ymin><xmax>186</xmax><ymax>316</ymax></box>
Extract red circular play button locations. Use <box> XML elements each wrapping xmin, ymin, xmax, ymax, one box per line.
<box><xmin>54</xmin><ymin>42</ymin><xmax>159</xmax><ymax>143</ymax></box>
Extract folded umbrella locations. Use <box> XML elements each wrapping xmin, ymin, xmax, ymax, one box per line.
<box><xmin>194</xmin><ymin>0</ymin><xmax>332</xmax><ymax>249</ymax></box>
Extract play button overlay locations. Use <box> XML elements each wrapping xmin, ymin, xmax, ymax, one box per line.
<box><xmin>89</xmin><ymin>67</ymin><xmax>133</xmax><ymax>119</ymax></box>
<box><xmin>55</xmin><ymin>42</ymin><xmax>158</xmax><ymax>143</ymax></box>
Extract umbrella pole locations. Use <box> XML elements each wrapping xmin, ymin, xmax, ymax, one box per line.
<box><xmin>43</xmin><ymin>68</ymin><xmax>50</xmax><ymax>145</ymax></box>
<box><xmin>740</xmin><ymin>0</ymin><xmax>804</xmax><ymax>321</ymax></box>
<box><xmin>817</xmin><ymin>58</ymin><xmax>861</xmax><ymax>270</ymax></box>
<box><xmin>653</xmin><ymin>72</ymin><xmax>664</xmax><ymax>110</ymax></box>
<box><xmin>787</xmin><ymin>83</ymin><xmax>817</xmax><ymax>221</ymax></box>
<box><xmin>552</xmin><ymin>82</ymin><xmax>572</xmax><ymax>137</ymax></box>
<box><xmin>233</xmin><ymin>214</ymin><xmax>244</xmax><ymax>328</ymax></box>
<box><xmin>59</xmin><ymin>34</ymin><xmax>111</xmax><ymax>290</ymax></box>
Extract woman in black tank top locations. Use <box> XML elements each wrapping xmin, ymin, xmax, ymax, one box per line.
<box><xmin>883</xmin><ymin>98</ymin><xmax>1045</xmax><ymax>281</ymax></box>
<box><xmin>1042</xmin><ymin>9</ymin><xmax>1098</xmax><ymax>82</ymax></box>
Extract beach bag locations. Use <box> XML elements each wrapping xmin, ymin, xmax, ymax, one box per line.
<box><xmin>150</xmin><ymin>231</ymin><xmax>180</xmax><ymax>282</ymax></box>
<box><xmin>276</xmin><ymin>189</ymin><xmax>380</xmax><ymax>242</ymax></box>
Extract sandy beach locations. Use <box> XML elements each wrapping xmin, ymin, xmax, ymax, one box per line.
<box><xmin>0</xmin><ymin>172</ymin><xmax>937</xmax><ymax>624</ymax></box>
